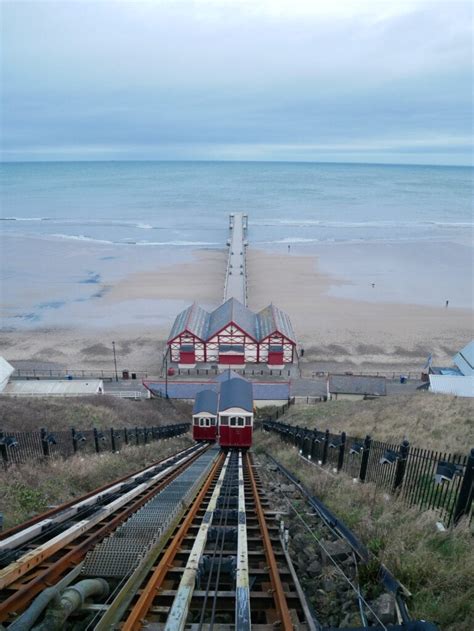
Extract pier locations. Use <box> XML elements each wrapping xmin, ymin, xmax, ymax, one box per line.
<box><xmin>224</xmin><ymin>212</ymin><xmax>248</xmax><ymax>305</ymax></box>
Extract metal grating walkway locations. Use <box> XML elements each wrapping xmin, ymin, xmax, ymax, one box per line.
<box><xmin>82</xmin><ymin>449</ymin><xmax>219</xmax><ymax>578</ymax></box>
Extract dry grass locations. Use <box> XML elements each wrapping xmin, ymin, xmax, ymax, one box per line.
<box><xmin>254</xmin><ymin>431</ymin><xmax>474</xmax><ymax>631</ymax></box>
<box><xmin>284</xmin><ymin>393</ymin><xmax>473</xmax><ymax>455</ymax></box>
<box><xmin>0</xmin><ymin>435</ymin><xmax>194</xmax><ymax>529</ymax></box>
<box><xmin>0</xmin><ymin>395</ymin><xmax>192</xmax><ymax>432</ymax></box>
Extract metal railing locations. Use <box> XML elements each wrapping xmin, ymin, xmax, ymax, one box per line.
<box><xmin>263</xmin><ymin>420</ymin><xmax>473</xmax><ymax>528</ymax></box>
<box><xmin>11</xmin><ymin>369</ymin><xmax>149</xmax><ymax>380</ymax></box>
<box><xmin>0</xmin><ymin>423</ymin><xmax>190</xmax><ymax>468</ymax></box>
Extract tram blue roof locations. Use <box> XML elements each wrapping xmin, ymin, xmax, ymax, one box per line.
<box><xmin>218</xmin><ymin>377</ymin><xmax>253</xmax><ymax>412</ymax></box>
<box><xmin>193</xmin><ymin>389</ymin><xmax>218</xmax><ymax>415</ymax></box>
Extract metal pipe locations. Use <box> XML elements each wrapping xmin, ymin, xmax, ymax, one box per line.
<box><xmin>31</xmin><ymin>578</ymin><xmax>109</xmax><ymax>631</ymax></box>
<box><xmin>8</xmin><ymin>586</ymin><xmax>59</xmax><ymax>631</ymax></box>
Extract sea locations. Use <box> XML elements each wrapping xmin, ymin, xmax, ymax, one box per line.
<box><xmin>1</xmin><ymin>161</ymin><xmax>473</xmax><ymax>246</ymax></box>
<box><xmin>1</xmin><ymin>161</ymin><xmax>473</xmax><ymax>329</ymax></box>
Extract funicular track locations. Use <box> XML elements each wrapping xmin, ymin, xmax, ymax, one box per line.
<box><xmin>0</xmin><ymin>445</ymin><xmax>437</xmax><ymax>631</ymax></box>
<box><xmin>0</xmin><ymin>448</ymin><xmax>314</xmax><ymax>630</ymax></box>
<box><xmin>118</xmin><ymin>450</ymin><xmax>309</xmax><ymax>631</ymax></box>
<box><xmin>0</xmin><ymin>443</ymin><xmax>208</xmax><ymax>624</ymax></box>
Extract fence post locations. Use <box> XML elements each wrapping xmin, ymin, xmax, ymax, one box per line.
<box><xmin>359</xmin><ymin>435</ymin><xmax>372</xmax><ymax>482</ymax></box>
<box><xmin>93</xmin><ymin>428</ymin><xmax>100</xmax><ymax>454</ymax></box>
<box><xmin>123</xmin><ymin>428</ymin><xmax>128</xmax><ymax>445</ymax></box>
<box><xmin>144</xmin><ymin>427</ymin><xmax>149</xmax><ymax>444</ymax></box>
<box><xmin>40</xmin><ymin>427</ymin><xmax>50</xmax><ymax>458</ymax></box>
<box><xmin>135</xmin><ymin>427</ymin><xmax>140</xmax><ymax>445</ymax></box>
<box><xmin>322</xmin><ymin>429</ymin><xmax>330</xmax><ymax>465</ymax></box>
<box><xmin>393</xmin><ymin>439</ymin><xmax>410</xmax><ymax>491</ymax></box>
<box><xmin>110</xmin><ymin>427</ymin><xmax>116</xmax><ymax>453</ymax></box>
<box><xmin>453</xmin><ymin>448</ymin><xmax>474</xmax><ymax>525</ymax></box>
<box><xmin>0</xmin><ymin>430</ymin><xmax>9</xmax><ymax>467</ymax></box>
<box><xmin>337</xmin><ymin>432</ymin><xmax>346</xmax><ymax>471</ymax></box>
<box><xmin>72</xmin><ymin>427</ymin><xmax>78</xmax><ymax>454</ymax></box>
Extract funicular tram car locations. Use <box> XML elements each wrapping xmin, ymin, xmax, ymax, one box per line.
<box><xmin>192</xmin><ymin>389</ymin><xmax>218</xmax><ymax>442</ymax></box>
<box><xmin>217</xmin><ymin>377</ymin><xmax>254</xmax><ymax>449</ymax></box>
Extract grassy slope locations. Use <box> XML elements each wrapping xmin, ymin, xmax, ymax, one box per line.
<box><xmin>255</xmin><ymin>431</ymin><xmax>474</xmax><ymax>631</ymax></box>
<box><xmin>283</xmin><ymin>393</ymin><xmax>473</xmax><ymax>454</ymax></box>
<box><xmin>0</xmin><ymin>395</ymin><xmax>192</xmax><ymax>432</ymax></box>
<box><xmin>0</xmin><ymin>435</ymin><xmax>194</xmax><ymax>529</ymax></box>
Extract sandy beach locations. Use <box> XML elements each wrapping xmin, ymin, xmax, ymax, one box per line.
<box><xmin>1</xmin><ymin>241</ymin><xmax>472</xmax><ymax>375</ymax></box>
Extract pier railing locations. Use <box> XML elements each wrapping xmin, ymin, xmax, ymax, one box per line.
<box><xmin>262</xmin><ymin>420</ymin><xmax>473</xmax><ymax>528</ymax></box>
<box><xmin>0</xmin><ymin>423</ymin><xmax>190</xmax><ymax>468</ymax></box>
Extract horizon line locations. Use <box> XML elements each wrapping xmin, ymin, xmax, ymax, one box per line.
<box><xmin>1</xmin><ymin>158</ymin><xmax>473</xmax><ymax>169</ymax></box>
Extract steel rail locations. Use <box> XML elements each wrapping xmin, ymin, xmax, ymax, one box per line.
<box><xmin>0</xmin><ymin>442</ymin><xmax>197</xmax><ymax>543</ymax></box>
<box><xmin>0</xmin><ymin>447</ymin><xmax>207</xmax><ymax>624</ymax></box>
<box><xmin>196</xmin><ymin>450</ymin><xmax>238</xmax><ymax>629</ymax></box>
<box><xmin>164</xmin><ymin>453</ymin><xmax>232</xmax><ymax>631</ymax></box>
<box><xmin>121</xmin><ymin>452</ymin><xmax>225</xmax><ymax>631</ymax></box>
<box><xmin>235</xmin><ymin>450</ymin><xmax>251</xmax><ymax>630</ymax></box>
<box><xmin>264</xmin><ymin>450</ymin><xmax>413</xmax><ymax>622</ymax></box>
<box><xmin>246</xmin><ymin>452</ymin><xmax>294</xmax><ymax>631</ymax></box>
<box><xmin>0</xmin><ymin>446</ymin><xmax>205</xmax><ymax>590</ymax></box>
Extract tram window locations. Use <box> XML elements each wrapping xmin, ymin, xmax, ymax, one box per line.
<box><xmin>245</xmin><ymin>417</ymin><xmax>252</xmax><ymax>426</ymax></box>
<box><xmin>220</xmin><ymin>416</ymin><xmax>228</xmax><ymax>426</ymax></box>
<box><xmin>229</xmin><ymin>416</ymin><xmax>245</xmax><ymax>427</ymax></box>
<box><xmin>193</xmin><ymin>418</ymin><xmax>199</xmax><ymax>426</ymax></box>
<box><xmin>211</xmin><ymin>418</ymin><xmax>216</xmax><ymax>426</ymax></box>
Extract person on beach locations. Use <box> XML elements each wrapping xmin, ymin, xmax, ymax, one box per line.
<box><xmin>445</xmin><ymin>300</ymin><xmax>449</xmax><ymax>308</ymax></box>
<box><xmin>288</xmin><ymin>245</ymin><xmax>291</xmax><ymax>253</ymax></box>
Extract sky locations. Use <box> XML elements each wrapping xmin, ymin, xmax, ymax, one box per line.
<box><xmin>0</xmin><ymin>0</ymin><xmax>473</xmax><ymax>165</ymax></box>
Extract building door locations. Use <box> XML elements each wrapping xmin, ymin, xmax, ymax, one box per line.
<box><xmin>268</xmin><ymin>350</ymin><xmax>284</xmax><ymax>365</ymax></box>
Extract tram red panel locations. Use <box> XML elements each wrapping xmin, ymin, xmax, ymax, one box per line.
<box><xmin>192</xmin><ymin>425</ymin><xmax>217</xmax><ymax>442</ymax></box>
<box><xmin>218</xmin><ymin>426</ymin><xmax>252</xmax><ymax>448</ymax></box>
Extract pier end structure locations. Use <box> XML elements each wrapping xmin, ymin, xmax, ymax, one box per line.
<box><xmin>224</xmin><ymin>213</ymin><xmax>248</xmax><ymax>306</ymax></box>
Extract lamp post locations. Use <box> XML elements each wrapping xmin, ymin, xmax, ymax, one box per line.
<box><xmin>164</xmin><ymin>345</ymin><xmax>169</xmax><ymax>398</ymax></box>
<box><xmin>112</xmin><ymin>341</ymin><xmax>118</xmax><ymax>382</ymax></box>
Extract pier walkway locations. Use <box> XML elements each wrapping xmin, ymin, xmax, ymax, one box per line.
<box><xmin>224</xmin><ymin>212</ymin><xmax>248</xmax><ymax>305</ymax></box>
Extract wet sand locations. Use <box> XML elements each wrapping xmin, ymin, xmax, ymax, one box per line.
<box><xmin>247</xmin><ymin>249</ymin><xmax>473</xmax><ymax>371</ymax></box>
<box><xmin>1</xmin><ymin>245</ymin><xmax>472</xmax><ymax>374</ymax></box>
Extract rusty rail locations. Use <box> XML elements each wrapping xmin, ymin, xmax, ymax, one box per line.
<box><xmin>122</xmin><ymin>452</ymin><xmax>225</xmax><ymax>630</ymax></box>
<box><xmin>0</xmin><ymin>447</ymin><xmax>207</xmax><ymax>623</ymax></box>
<box><xmin>246</xmin><ymin>452</ymin><xmax>294</xmax><ymax>630</ymax></box>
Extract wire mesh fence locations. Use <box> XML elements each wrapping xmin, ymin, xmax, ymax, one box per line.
<box><xmin>263</xmin><ymin>419</ymin><xmax>473</xmax><ymax>528</ymax></box>
<box><xmin>0</xmin><ymin>423</ymin><xmax>190</xmax><ymax>468</ymax></box>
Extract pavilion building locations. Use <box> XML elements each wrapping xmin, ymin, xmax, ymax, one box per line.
<box><xmin>167</xmin><ymin>297</ymin><xmax>296</xmax><ymax>367</ymax></box>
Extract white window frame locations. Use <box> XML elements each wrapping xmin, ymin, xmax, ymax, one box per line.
<box><xmin>229</xmin><ymin>415</ymin><xmax>246</xmax><ymax>427</ymax></box>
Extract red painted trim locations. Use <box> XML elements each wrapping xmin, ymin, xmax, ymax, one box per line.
<box><xmin>259</xmin><ymin>331</ymin><xmax>295</xmax><ymax>346</ymax></box>
<box><xmin>208</xmin><ymin>320</ymin><xmax>258</xmax><ymax>343</ymax></box>
<box><xmin>219</xmin><ymin>354</ymin><xmax>245</xmax><ymax>365</ymax></box>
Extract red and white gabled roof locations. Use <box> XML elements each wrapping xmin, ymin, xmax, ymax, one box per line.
<box><xmin>168</xmin><ymin>298</ymin><xmax>296</xmax><ymax>344</ymax></box>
